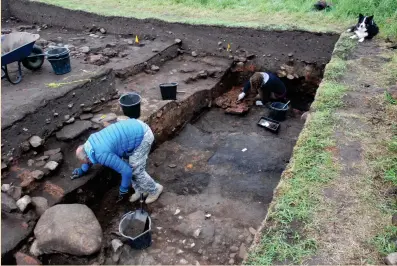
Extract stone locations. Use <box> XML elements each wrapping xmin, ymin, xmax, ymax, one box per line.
<box><xmin>230</xmin><ymin>253</ymin><xmax>237</xmax><ymax>258</ymax></box>
<box><xmin>193</xmin><ymin>228</ymin><xmax>201</xmax><ymax>238</ymax></box>
<box><xmin>287</xmin><ymin>74</ymin><xmax>294</xmax><ymax>80</ymax></box>
<box><xmin>168</xmin><ymin>164</ymin><xmax>177</xmax><ymax>168</ymax></box>
<box><xmin>20</xmin><ymin>141</ymin><xmax>31</xmax><ymax>152</ymax></box>
<box><xmin>31</xmin><ymin>170</ymin><xmax>44</xmax><ymax>180</ymax></box>
<box><xmin>180</xmin><ymin>259</ymin><xmax>188</xmax><ymax>265</ymax></box>
<box><xmin>29</xmin><ymin>136</ymin><xmax>44</xmax><ymax>148</ymax></box>
<box><xmin>17</xmin><ymin>25</ymin><xmax>35</xmax><ymax>31</ymax></box>
<box><xmin>31</xmin><ymin>197</ymin><xmax>49</xmax><ymax>216</ymax></box>
<box><xmin>102</xmin><ymin>48</ymin><xmax>118</xmax><ymax>58</ymax></box>
<box><xmin>88</xmin><ymin>54</ymin><xmax>109</xmax><ymax>66</ymax></box>
<box><xmin>30</xmin><ymin>240</ymin><xmax>42</xmax><ymax>257</ymax></box>
<box><xmin>68</xmin><ymin>103</ymin><xmax>74</xmax><ymax>109</ymax></box>
<box><xmin>234</xmin><ymin>56</ymin><xmax>247</xmax><ymax>63</ymax></box>
<box><xmin>218</xmin><ymin>41</ymin><xmax>223</xmax><ymax>46</ymax></box>
<box><xmin>44</xmin><ymin>150</ymin><xmax>61</xmax><ymax>158</ymax></box>
<box><xmin>393</xmin><ymin>214</ymin><xmax>397</xmax><ymax>226</ymax></box>
<box><xmin>35</xmin><ymin>161</ymin><xmax>46</xmax><ymax>167</ymax></box>
<box><xmin>56</xmin><ymin>121</ymin><xmax>92</xmax><ymax>141</ymax></box>
<box><xmin>79</xmin><ymin>46</ymin><xmax>90</xmax><ymax>53</ymax></box>
<box><xmin>14</xmin><ymin>252</ymin><xmax>42</xmax><ymax>265</ymax></box>
<box><xmin>238</xmin><ymin>243</ymin><xmax>248</xmax><ymax>259</ymax></box>
<box><xmin>80</xmin><ymin>113</ymin><xmax>94</xmax><ymax>120</ymax></box>
<box><xmin>7</xmin><ymin>186</ymin><xmax>22</xmax><ymax>201</ymax></box>
<box><xmin>236</xmin><ymin>62</ymin><xmax>244</xmax><ymax>67</ymax></box>
<box><xmin>106</xmin><ymin>42</ymin><xmax>116</xmax><ymax>47</ymax></box>
<box><xmin>151</xmin><ymin>65</ymin><xmax>160</xmax><ymax>71</ymax></box>
<box><xmin>27</xmin><ymin>159</ymin><xmax>35</xmax><ymax>167</ymax></box>
<box><xmin>385</xmin><ymin>253</ymin><xmax>397</xmax><ymax>265</ymax></box>
<box><xmin>16</xmin><ymin>195</ymin><xmax>32</xmax><ymax>212</ymax></box>
<box><xmin>301</xmin><ymin>111</ymin><xmax>309</xmax><ymax>121</ymax></box>
<box><xmin>152</xmin><ymin>48</ymin><xmax>159</xmax><ymax>52</ymax></box>
<box><xmin>99</xmin><ymin>28</ymin><xmax>106</xmax><ymax>34</ymax></box>
<box><xmin>249</xmin><ymin>227</ymin><xmax>256</xmax><ymax>235</ymax></box>
<box><xmin>2</xmin><ymin>162</ymin><xmax>8</xmax><ymax>170</ymax></box>
<box><xmin>230</xmin><ymin>246</ymin><xmax>239</xmax><ymax>252</ymax></box>
<box><xmin>246</xmin><ymin>54</ymin><xmax>255</xmax><ymax>59</ymax></box>
<box><xmin>36</xmin><ymin>156</ymin><xmax>49</xmax><ymax>161</ymax></box>
<box><xmin>197</xmin><ymin>70</ymin><xmax>208</xmax><ymax>78</ymax></box>
<box><xmin>176</xmin><ymin>249</ymin><xmax>184</xmax><ymax>254</ymax></box>
<box><xmin>2</xmin><ymin>184</ymin><xmax>11</xmax><ymax>192</ymax></box>
<box><xmin>229</xmin><ymin>259</ymin><xmax>235</xmax><ymax>264</ymax></box>
<box><xmin>44</xmin><ymin>161</ymin><xmax>59</xmax><ymax>171</ymax></box>
<box><xmin>111</xmin><ymin>239</ymin><xmax>123</xmax><ymax>253</ymax></box>
<box><xmin>175</xmin><ymin>39</ymin><xmax>182</xmax><ymax>44</ymax></box>
<box><xmin>2</xmin><ymin>192</ymin><xmax>18</xmax><ymax>212</ymax></box>
<box><xmin>49</xmin><ymin>152</ymin><xmax>63</xmax><ymax>164</ymax></box>
<box><xmin>192</xmin><ymin>51</ymin><xmax>198</xmax><ymax>57</ymax></box>
<box><xmin>91</xmin><ymin>113</ymin><xmax>117</xmax><ymax>124</ymax></box>
<box><xmin>65</xmin><ymin>117</ymin><xmax>75</xmax><ymax>124</ymax></box>
<box><xmin>117</xmin><ymin>116</ymin><xmax>129</xmax><ymax>122</ymax></box>
<box><xmin>288</xmin><ymin>52</ymin><xmax>294</xmax><ymax>57</ymax></box>
<box><xmin>34</xmin><ymin>204</ymin><xmax>103</xmax><ymax>255</ymax></box>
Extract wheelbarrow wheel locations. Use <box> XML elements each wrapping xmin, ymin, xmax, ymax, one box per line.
<box><xmin>22</xmin><ymin>45</ymin><xmax>45</xmax><ymax>71</ymax></box>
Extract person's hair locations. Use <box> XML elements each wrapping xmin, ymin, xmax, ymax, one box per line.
<box><xmin>76</xmin><ymin>145</ymin><xmax>88</xmax><ymax>161</ymax></box>
<box><xmin>250</xmin><ymin>72</ymin><xmax>264</xmax><ymax>94</ymax></box>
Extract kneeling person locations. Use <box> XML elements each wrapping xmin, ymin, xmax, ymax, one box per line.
<box><xmin>73</xmin><ymin>118</ymin><xmax>163</xmax><ymax>204</ymax></box>
<box><xmin>237</xmin><ymin>72</ymin><xmax>287</xmax><ymax>105</ymax></box>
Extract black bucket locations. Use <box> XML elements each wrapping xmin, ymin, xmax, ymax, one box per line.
<box><xmin>119</xmin><ymin>92</ymin><xmax>141</xmax><ymax>119</ymax></box>
<box><xmin>119</xmin><ymin>211</ymin><xmax>152</xmax><ymax>250</ymax></box>
<box><xmin>159</xmin><ymin>82</ymin><xmax>177</xmax><ymax>100</ymax></box>
<box><xmin>268</xmin><ymin>102</ymin><xmax>289</xmax><ymax>121</ymax></box>
<box><xmin>47</xmin><ymin>47</ymin><xmax>71</xmax><ymax>75</ymax></box>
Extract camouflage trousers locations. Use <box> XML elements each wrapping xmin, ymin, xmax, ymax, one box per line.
<box><xmin>128</xmin><ymin>128</ymin><xmax>157</xmax><ymax>194</ymax></box>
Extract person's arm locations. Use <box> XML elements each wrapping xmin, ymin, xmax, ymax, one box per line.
<box><xmin>98</xmin><ymin>153</ymin><xmax>133</xmax><ymax>193</ymax></box>
<box><xmin>238</xmin><ymin>81</ymin><xmax>251</xmax><ymax>101</ymax></box>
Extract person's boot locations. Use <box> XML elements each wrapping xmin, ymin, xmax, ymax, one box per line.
<box><xmin>129</xmin><ymin>192</ymin><xmax>148</xmax><ymax>203</ymax></box>
<box><xmin>145</xmin><ymin>184</ymin><xmax>163</xmax><ymax>204</ymax></box>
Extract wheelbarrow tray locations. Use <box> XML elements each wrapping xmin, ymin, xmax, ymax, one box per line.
<box><xmin>1</xmin><ymin>32</ymin><xmax>40</xmax><ymax>65</ymax></box>
<box><xmin>1</xmin><ymin>32</ymin><xmax>41</xmax><ymax>84</ymax></box>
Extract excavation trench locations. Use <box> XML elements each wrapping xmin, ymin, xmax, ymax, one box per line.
<box><xmin>37</xmin><ymin>61</ymin><xmax>324</xmax><ymax>265</ymax></box>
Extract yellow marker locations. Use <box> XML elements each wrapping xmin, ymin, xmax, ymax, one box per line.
<box><xmin>100</xmin><ymin>115</ymin><xmax>106</xmax><ymax>120</ymax></box>
<box><xmin>135</xmin><ymin>35</ymin><xmax>139</xmax><ymax>44</ymax></box>
<box><xmin>227</xmin><ymin>43</ymin><xmax>231</xmax><ymax>52</ymax></box>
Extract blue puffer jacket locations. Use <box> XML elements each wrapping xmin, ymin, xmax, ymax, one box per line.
<box><xmin>81</xmin><ymin>119</ymin><xmax>145</xmax><ymax>191</ymax></box>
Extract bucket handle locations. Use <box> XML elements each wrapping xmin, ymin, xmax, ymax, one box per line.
<box><xmin>118</xmin><ymin>211</ymin><xmax>152</xmax><ymax>241</ymax></box>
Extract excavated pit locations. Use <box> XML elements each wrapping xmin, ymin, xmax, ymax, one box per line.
<box><xmin>35</xmin><ymin>63</ymin><xmax>324</xmax><ymax>265</ymax></box>
<box><xmin>1</xmin><ymin>3</ymin><xmax>339</xmax><ymax>264</ymax></box>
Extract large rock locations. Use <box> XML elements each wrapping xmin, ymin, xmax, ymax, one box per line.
<box><xmin>34</xmin><ymin>204</ymin><xmax>103</xmax><ymax>255</ymax></box>
<box><xmin>56</xmin><ymin>121</ymin><xmax>92</xmax><ymax>141</ymax></box>
<box><xmin>2</xmin><ymin>192</ymin><xmax>18</xmax><ymax>212</ymax></box>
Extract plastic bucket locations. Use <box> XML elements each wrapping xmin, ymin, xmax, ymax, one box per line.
<box><xmin>47</xmin><ymin>47</ymin><xmax>71</xmax><ymax>75</ymax></box>
<box><xmin>119</xmin><ymin>92</ymin><xmax>141</xmax><ymax>119</ymax></box>
<box><xmin>159</xmin><ymin>82</ymin><xmax>177</xmax><ymax>100</ymax></box>
<box><xmin>269</xmin><ymin>102</ymin><xmax>289</xmax><ymax>121</ymax></box>
<box><xmin>119</xmin><ymin>211</ymin><xmax>152</xmax><ymax>250</ymax></box>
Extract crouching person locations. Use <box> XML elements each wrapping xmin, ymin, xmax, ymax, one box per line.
<box><xmin>73</xmin><ymin>118</ymin><xmax>163</xmax><ymax>204</ymax></box>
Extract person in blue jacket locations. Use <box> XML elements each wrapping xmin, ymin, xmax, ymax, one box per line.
<box><xmin>237</xmin><ymin>72</ymin><xmax>287</xmax><ymax>105</ymax></box>
<box><xmin>73</xmin><ymin>118</ymin><xmax>163</xmax><ymax>204</ymax></box>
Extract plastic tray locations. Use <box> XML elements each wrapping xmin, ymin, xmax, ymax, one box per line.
<box><xmin>257</xmin><ymin>116</ymin><xmax>280</xmax><ymax>133</ymax></box>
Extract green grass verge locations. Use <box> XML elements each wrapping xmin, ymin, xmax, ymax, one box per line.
<box><xmin>38</xmin><ymin>0</ymin><xmax>397</xmax><ymax>38</ymax></box>
<box><xmin>246</xmin><ymin>35</ymin><xmax>353</xmax><ymax>265</ymax></box>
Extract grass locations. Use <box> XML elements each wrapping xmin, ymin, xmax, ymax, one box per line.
<box><xmin>37</xmin><ymin>0</ymin><xmax>397</xmax><ymax>38</ymax></box>
<box><xmin>372</xmin><ymin>226</ymin><xmax>397</xmax><ymax>256</ymax></box>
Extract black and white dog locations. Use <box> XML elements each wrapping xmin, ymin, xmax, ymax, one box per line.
<box><xmin>347</xmin><ymin>14</ymin><xmax>379</xmax><ymax>42</ymax></box>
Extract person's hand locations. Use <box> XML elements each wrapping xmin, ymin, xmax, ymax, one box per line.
<box><xmin>71</xmin><ymin>168</ymin><xmax>84</xmax><ymax>180</ymax></box>
<box><xmin>237</xmin><ymin>92</ymin><xmax>246</xmax><ymax>101</ymax></box>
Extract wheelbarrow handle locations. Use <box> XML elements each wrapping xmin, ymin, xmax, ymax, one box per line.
<box><xmin>26</xmin><ymin>53</ymin><xmax>47</xmax><ymax>58</ymax></box>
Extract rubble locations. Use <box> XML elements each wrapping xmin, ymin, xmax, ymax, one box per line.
<box><xmin>2</xmin><ymin>184</ymin><xmax>11</xmax><ymax>192</ymax></box>
<box><xmin>192</xmin><ymin>51</ymin><xmax>198</xmax><ymax>57</ymax></box>
<box><xmin>99</xmin><ymin>28</ymin><xmax>106</xmax><ymax>34</ymax></box>
<box><xmin>8</xmin><ymin>186</ymin><xmax>22</xmax><ymax>201</ymax></box>
<box><xmin>29</xmin><ymin>136</ymin><xmax>44</xmax><ymax>148</ymax></box>
<box><xmin>31</xmin><ymin>197</ymin><xmax>49</xmax><ymax>216</ymax></box>
<box><xmin>88</xmin><ymin>54</ymin><xmax>109</xmax><ymax>66</ymax></box>
<box><xmin>175</xmin><ymin>39</ymin><xmax>182</xmax><ymax>44</ymax></box>
<box><xmin>2</xmin><ymin>193</ymin><xmax>18</xmax><ymax>212</ymax></box>
<box><xmin>238</xmin><ymin>243</ymin><xmax>248</xmax><ymax>260</ymax></box>
<box><xmin>15</xmin><ymin>252</ymin><xmax>42</xmax><ymax>265</ymax></box>
<box><xmin>44</xmin><ymin>148</ymin><xmax>61</xmax><ymax>156</ymax></box>
<box><xmin>44</xmin><ymin>161</ymin><xmax>59</xmax><ymax>171</ymax></box>
<box><xmin>28</xmin><ymin>159</ymin><xmax>35</xmax><ymax>166</ymax></box>
<box><xmin>31</xmin><ymin>170</ymin><xmax>44</xmax><ymax>180</ymax></box>
<box><xmin>111</xmin><ymin>239</ymin><xmax>123</xmax><ymax>253</ymax></box>
<box><xmin>30</xmin><ymin>240</ymin><xmax>42</xmax><ymax>257</ymax></box>
<box><xmin>49</xmin><ymin>152</ymin><xmax>63</xmax><ymax>164</ymax></box>
<box><xmin>20</xmin><ymin>141</ymin><xmax>31</xmax><ymax>152</ymax></box>
<box><xmin>102</xmin><ymin>48</ymin><xmax>118</xmax><ymax>58</ymax></box>
<box><xmin>79</xmin><ymin>46</ymin><xmax>90</xmax><ymax>54</ymax></box>
<box><xmin>385</xmin><ymin>253</ymin><xmax>397</xmax><ymax>265</ymax></box>
<box><xmin>151</xmin><ymin>65</ymin><xmax>160</xmax><ymax>72</ymax></box>
<box><xmin>2</xmin><ymin>162</ymin><xmax>8</xmax><ymax>170</ymax></box>
<box><xmin>65</xmin><ymin>117</ymin><xmax>75</xmax><ymax>124</ymax></box>
<box><xmin>16</xmin><ymin>195</ymin><xmax>32</xmax><ymax>212</ymax></box>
